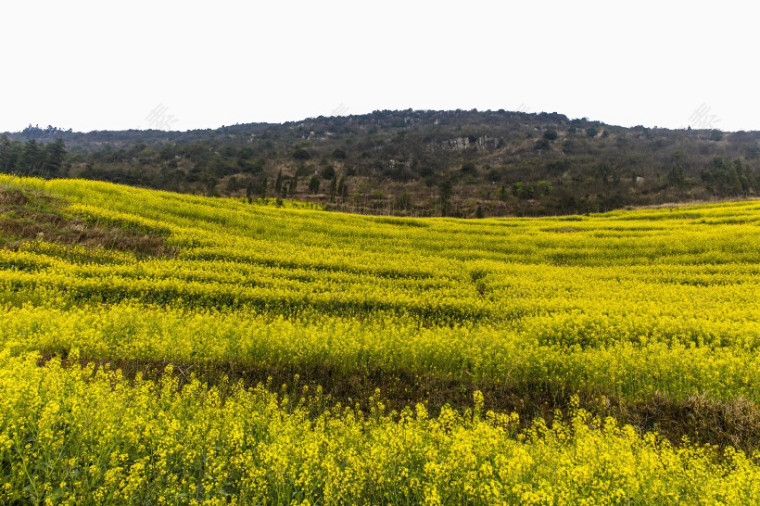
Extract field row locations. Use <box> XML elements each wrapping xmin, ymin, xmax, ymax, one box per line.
<box><xmin>1</xmin><ymin>351</ymin><xmax>758</xmax><ymax>505</ymax></box>
<box><xmin>1</xmin><ymin>304</ymin><xmax>759</xmax><ymax>404</ymax></box>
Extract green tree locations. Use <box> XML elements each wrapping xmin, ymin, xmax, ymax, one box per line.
<box><xmin>293</xmin><ymin>148</ymin><xmax>311</xmax><ymax>161</ymax></box>
<box><xmin>460</xmin><ymin>162</ymin><xmax>477</xmax><ymax>176</ymax></box>
<box><xmin>321</xmin><ymin>165</ymin><xmax>336</xmax><ymax>180</ymax></box>
<box><xmin>281</xmin><ymin>180</ymin><xmax>288</xmax><ymax>198</ymax></box>
<box><xmin>337</xmin><ymin>176</ymin><xmax>347</xmax><ymax>202</ymax></box>
<box><xmin>42</xmin><ymin>139</ymin><xmax>66</xmax><ymax>178</ymax></box>
<box><xmin>246</xmin><ymin>180</ymin><xmax>254</xmax><ymax>203</ymax></box>
<box><xmin>667</xmin><ymin>165</ymin><xmax>685</xmax><ymax>187</ymax></box>
<box><xmin>275</xmin><ymin>170</ymin><xmax>283</xmax><ymax>195</ymax></box>
<box><xmin>0</xmin><ymin>135</ymin><xmax>15</xmax><ymax>173</ymax></box>
<box><xmin>202</xmin><ymin>174</ymin><xmax>218</xmax><ymax>196</ymax></box>
<box><xmin>535</xmin><ymin>180</ymin><xmax>553</xmax><ymax>195</ymax></box>
<box><xmin>439</xmin><ymin>180</ymin><xmax>453</xmax><ymax>216</ymax></box>
<box><xmin>20</xmin><ymin>140</ymin><xmax>42</xmax><ymax>175</ymax></box>
<box><xmin>729</xmin><ymin>165</ymin><xmax>742</xmax><ymax>195</ymax></box>
<box><xmin>308</xmin><ymin>175</ymin><xmax>320</xmax><ymax>194</ymax></box>
<box><xmin>512</xmin><ymin>182</ymin><xmax>534</xmax><ymax>200</ymax></box>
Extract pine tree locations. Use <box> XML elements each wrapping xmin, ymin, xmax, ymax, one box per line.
<box><xmin>43</xmin><ymin>139</ymin><xmax>66</xmax><ymax>178</ymax></box>
<box><xmin>275</xmin><ymin>170</ymin><xmax>283</xmax><ymax>195</ymax></box>
<box><xmin>20</xmin><ymin>140</ymin><xmax>42</xmax><ymax>176</ymax></box>
<box><xmin>337</xmin><ymin>176</ymin><xmax>347</xmax><ymax>202</ymax></box>
<box><xmin>308</xmin><ymin>175</ymin><xmax>320</xmax><ymax>194</ymax></box>
<box><xmin>246</xmin><ymin>181</ymin><xmax>254</xmax><ymax>203</ymax></box>
<box><xmin>0</xmin><ymin>135</ymin><xmax>14</xmax><ymax>173</ymax></box>
<box><xmin>439</xmin><ymin>180</ymin><xmax>453</xmax><ymax>216</ymax></box>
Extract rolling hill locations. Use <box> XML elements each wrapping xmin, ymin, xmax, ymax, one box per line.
<box><xmin>4</xmin><ymin>109</ymin><xmax>760</xmax><ymax>217</ymax></box>
<box><xmin>1</xmin><ymin>176</ymin><xmax>760</xmax><ymax>502</ymax></box>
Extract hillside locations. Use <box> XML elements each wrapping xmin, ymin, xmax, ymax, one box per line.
<box><xmin>1</xmin><ymin>176</ymin><xmax>760</xmax><ymax>502</ymax></box>
<box><xmin>4</xmin><ymin>109</ymin><xmax>760</xmax><ymax>217</ymax></box>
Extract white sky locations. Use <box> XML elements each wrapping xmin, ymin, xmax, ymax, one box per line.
<box><xmin>1</xmin><ymin>0</ymin><xmax>757</xmax><ymax>133</ymax></box>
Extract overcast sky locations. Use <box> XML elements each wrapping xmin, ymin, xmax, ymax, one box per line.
<box><xmin>2</xmin><ymin>1</ymin><xmax>757</xmax><ymax>133</ymax></box>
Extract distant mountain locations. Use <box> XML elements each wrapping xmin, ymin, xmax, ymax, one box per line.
<box><xmin>4</xmin><ymin>109</ymin><xmax>760</xmax><ymax>216</ymax></box>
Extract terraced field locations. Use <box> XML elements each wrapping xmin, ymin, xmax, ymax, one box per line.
<box><xmin>1</xmin><ymin>175</ymin><xmax>760</xmax><ymax>504</ymax></box>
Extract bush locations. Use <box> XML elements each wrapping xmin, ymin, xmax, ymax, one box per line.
<box><xmin>460</xmin><ymin>162</ymin><xmax>477</xmax><ymax>176</ymax></box>
<box><xmin>321</xmin><ymin>165</ymin><xmax>336</xmax><ymax>180</ymax></box>
<box><xmin>293</xmin><ymin>148</ymin><xmax>312</xmax><ymax>161</ymax></box>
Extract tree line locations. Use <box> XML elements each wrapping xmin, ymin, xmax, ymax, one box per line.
<box><xmin>0</xmin><ymin>136</ymin><xmax>67</xmax><ymax>179</ymax></box>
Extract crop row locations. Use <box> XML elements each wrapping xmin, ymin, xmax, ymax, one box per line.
<box><xmin>1</xmin><ymin>351</ymin><xmax>758</xmax><ymax>505</ymax></box>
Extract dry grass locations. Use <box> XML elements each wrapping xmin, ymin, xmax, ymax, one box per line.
<box><xmin>0</xmin><ymin>186</ymin><xmax>175</xmax><ymax>258</ymax></box>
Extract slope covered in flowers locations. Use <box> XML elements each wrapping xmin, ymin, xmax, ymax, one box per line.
<box><xmin>1</xmin><ymin>175</ymin><xmax>760</xmax><ymax>503</ymax></box>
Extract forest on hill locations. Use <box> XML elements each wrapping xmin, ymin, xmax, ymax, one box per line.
<box><xmin>3</xmin><ymin>109</ymin><xmax>760</xmax><ymax>216</ymax></box>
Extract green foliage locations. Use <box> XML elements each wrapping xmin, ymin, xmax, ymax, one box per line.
<box><xmin>308</xmin><ymin>174</ymin><xmax>320</xmax><ymax>194</ymax></box>
<box><xmin>274</xmin><ymin>170</ymin><xmax>283</xmax><ymax>194</ymax></box>
<box><xmin>337</xmin><ymin>175</ymin><xmax>348</xmax><ymax>202</ymax></box>
<box><xmin>292</xmin><ymin>148</ymin><xmax>312</xmax><ymax>160</ymax></box>
<box><xmin>321</xmin><ymin>165</ymin><xmax>336</xmax><ymax>180</ymax></box>
<box><xmin>0</xmin><ymin>137</ymin><xmax>67</xmax><ymax>178</ymax></box>
<box><xmin>438</xmin><ymin>179</ymin><xmax>453</xmax><ymax>215</ymax></box>
<box><xmin>328</xmin><ymin>177</ymin><xmax>337</xmax><ymax>201</ymax></box>
<box><xmin>460</xmin><ymin>162</ymin><xmax>477</xmax><ymax>175</ymax></box>
<box><xmin>667</xmin><ymin>164</ymin><xmax>686</xmax><ymax>186</ymax></box>
<box><xmin>543</xmin><ymin>129</ymin><xmax>558</xmax><ymax>141</ymax></box>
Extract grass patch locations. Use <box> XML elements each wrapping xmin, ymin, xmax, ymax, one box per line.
<box><xmin>0</xmin><ymin>186</ymin><xmax>176</xmax><ymax>258</ymax></box>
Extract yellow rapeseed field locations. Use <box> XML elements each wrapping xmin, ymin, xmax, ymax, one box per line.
<box><xmin>1</xmin><ymin>175</ymin><xmax>760</xmax><ymax>504</ymax></box>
